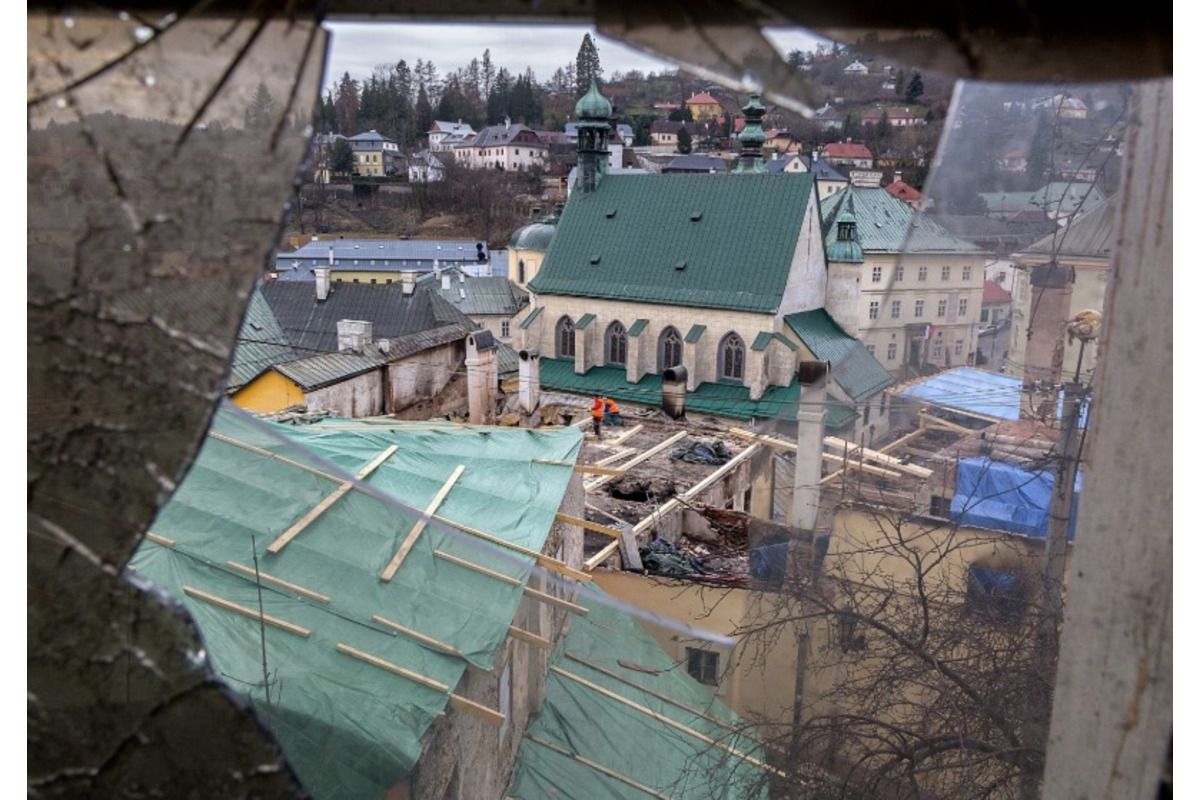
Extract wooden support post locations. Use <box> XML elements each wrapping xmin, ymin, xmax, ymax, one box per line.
<box><xmin>381</xmin><ymin>464</ymin><xmax>465</xmax><ymax>582</ymax></box>
<box><xmin>616</xmin><ymin>524</ymin><xmax>643</xmax><ymax>571</ymax></box>
<box><xmin>507</xmin><ymin>626</ymin><xmax>551</xmax><ymax>649</ymax></box>
<box><xmin>182</xmin><ymin>585</ymin><xmax>311</xmax><ymax>637</ymax></box>
<box><xmin>225</xmin><ymin>561</ymin><xmax>332</xmax><ymax>604</ymax></box>
<box><xmin>268</xmin><ymin>445</ymin><xmax>399</xmax><ymax>554</ymax></box>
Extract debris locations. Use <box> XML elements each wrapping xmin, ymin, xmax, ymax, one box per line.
<box><xmin>669</xmin><ymin>439</ymin><xmax>732</xmax><ymax>465</ymax></box>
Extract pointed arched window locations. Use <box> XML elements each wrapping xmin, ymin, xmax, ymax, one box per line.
<box><xmin>606</xmin><ymin>321</ymin><xmax>627</xmax><ymax>365</ymax></box>
<box><xmin>658</xmin><ymin>326</ymin><xmax>683</xmax><ymax>372</ymax></box>
<box><xmin>556</xmin><ymin>316</ymin><xmax>575</xmax><ymax>358</ymax></box>
<box><xmin>720</xmin><ymin>332</ymin><xmax>745</xmax><ymax>380</ymax></box>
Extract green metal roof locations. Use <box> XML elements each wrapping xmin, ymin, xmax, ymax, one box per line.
<box><xmin>529</xmin><ymin>173</ymin><xmax>817</xmax><ymax>313</ymax></box>
<box><xmin>751</xmin><ymin>331</ymin><xmax>798</xmax><ymax>352</ymax></box>
<box><xmin>229</xmin><ymin>288</ymin><xmax>300</xmax><ymax>391</ymax></box>
<box><xmin>684</xmin><ymin>324</ymin><xmax>706</xmax><ymax>343</ymax></box>
<box><xmin>575</xmin><ymin>312</ymin><xmax>596</xmax><ymax>330</ymax></box>
<box><xmin>784</xmin><ymin>309</ymin><xmax>896</xmax><ymax>403</ymax></box>
<box><xmin>978</xmin><ymin>181</ymin><xmax>1105</xmax><ymax>218</ymax></box>
<box><xmin>539</xmin><ymin>358</ymin><xmax>801</xmax><ymax>421</ymax></box>
<box><xmin>574</xmin><ymin>78</ymin><xmax>613</xmax><ymax>120</ymax></box>
<box><xmin>821</xmin><ymin>187</ymin><xmax>982</xmax><ymax>257</ymax></box>
<box><xmin>627</xmin><ymin>318</ymin><xmax>649</xmax><ymax>336</ymax></box>
<box><xmin>518</xmin><ymin>305</ymin><xmax>544</xmax><ymax>330</ymax></box>
<box><xmin>508</xmin><ymin>219</ymin><xmax>558</xmax><ymax>251</ymax></box>
<box><xmin>506</xmin><ymin>587</ymin><xmax>768</xmax><ymax>800</ymax></box>
<box><xmin>129</xmin><ymin>408</ymin><xmax>583</xmax><ymax>799</ymax></box>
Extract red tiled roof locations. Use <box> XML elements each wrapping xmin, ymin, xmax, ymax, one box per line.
<box><xmin>983</xmin><ymin>280</ymin><xmax>1013</xmax><ymax>304</ymax></box>
<box><xmin>885</xmin><ymin>181</ymin><xmax>922</xmax><ymax>201</ymax></box>
<box><xmin>687</xmin><ymin>92</ymin><xmax>720</xmax><ymax>105</ymax></box>
<box><xmin>825</xmin><ymin>141</ymin><xmax>874</xmax><ymax>159</ymax></box>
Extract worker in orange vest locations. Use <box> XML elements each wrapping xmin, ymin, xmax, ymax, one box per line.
<box><xmin>603</xmin><ymin>397</ymin><xmax>625</xmax><ymax>427</ymax></box>
<box><xmin>590</xmin><ymin>395</ymin><xmax>605</xmax><ymax>438</ymax></box>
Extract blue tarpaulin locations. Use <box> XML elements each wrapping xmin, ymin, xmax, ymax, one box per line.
<box><xmin>951</xmin><ymin>456</ymin><xmax>1082</xmax><ymax>540</ymax></box>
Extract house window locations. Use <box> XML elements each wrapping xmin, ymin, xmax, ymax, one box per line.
<box><xmin>868</xmin><ymin>300</ymin><xmax>880</xmax><ymax>319</ymax></box>
<box><xmin>914</xmin><ymin>300</ymin><xmax>925</xmax><ymax>318</ymax></box>
<box><xmin>719</xmin><ymin>332</ymin><xmax>745</xmax><ymax>380</ymax></box>
<box><xmin>865</xmin><ymin>344</ymin><xmax>875</xmax><ymax>356</ymax></box>
<box><xmin>959</xmin><ymin>298</ymin><xmax>969</xmax><ymax>316</ymax></box>
<box><xmin>685</xmin><ymin>647</ymin><xmax>719</xmax><ymax>686</ymax></box>
<box><xmin>518</xmin><ymin>259</ymin><xmax>525</xmax><ymax>283</ymax></box>
<box><xmin>963</xmin><ymin>265</ymin><xmax>973</xmax><ymax>281</ymax></box>
<box><xmin>501</xmin><ymin>320</ymin><xmax>511</xmax><ymax>338</ymax></box>
<box><xmin>556</xmin><ymin>316</ymin><xmax>575</xmax><ymax>358</ymax></box>
<box><xmin>918</xmin><ymin>266</ymin><xmax>928</xmax><ymax>281</ymax></box>
<box><xmin>941</xmin><ymin>265</ymin><xmax>951</xmax><ymax>281</ymax></box>
<box><xmin>955</xmin><ymin>339</ymin><xmax>964</xmax><ymax>356</ymax></box>
<box><xmin>932</xmin><ymin>338</ymin><xmax>943</xmax><ymax>359</ymax></box>
<box><xmin>891</xmin><ymin>300</ymin><xmax>901</xmax><ymax>319</ymax></box>
<box><xmin>937</xmin><ymin>299</ymin><xmax>948</xmax><ymax>317</ymax></box>
<box><xmin>966</xmin><ymin>566</ymin><xmax>1027</xmax><ymax>620</ymax></box>
<box><xmin>980</xmin><ymin>308</ymin><xmax>990</xmax><ymax>323</ymax></box>
<box><xmin>835</xmin><ymin>612</ymin><xmax>866</xmax><ymax>652</ymax></box>
<box><xmin>996</xmin><ymin>270</ymin><xmax>1007</xmax><ymax>282</ymax></box>
<box><xmin>606</xmin><ymin>321</ymin><xmax>628</xmax><ymax>365</ymax></box>
<box><xmin>887</xmin><ymin>342</ymin><xmax>897</xmax><ymax>361</ymax></box>
<box><xmin>659</xmin><ymin>326</ymin><xmax>683</xmax><ymax>371</ymax></box>
<box><xmin>895</xmin><ymin>265</ymin><xmax>904</xmax><ymax>282</ymax></box>
<box><xmin>871</xmin><ymin>265</ymin><xmax>882</xmax><ymax>283</ymax></box>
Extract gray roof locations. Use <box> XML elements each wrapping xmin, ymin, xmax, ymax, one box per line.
<box><xmin>1017</xmin><ymin>195</ymin><xmax>1116</xmax><ymax>261</ymax></box>
<box><xmin>663</xmin><ymin>154</ymin><xmax>729</xmax><ymax>173</ymax></box>
<box><xmin>800</xmin><ymin>156</ymin><xmax>849</xmax><ymax>181</ymax></box>
<box><xmin>273</xmin><ymin>326</ymin><xmax>469</xmax><ymax>390</ymax></box>
<box><xmin>275</xmin><ymin>239</ymin><xmax>492</xmax><ymax>279</ymax></box>
<box><xmin>978</xmin><ymin>182</ymin><xmax>1106</xmax><ymax>218</ymax></box>
<box><xmin>423</xmin><ymin>269</ymin><xmax>529</xmax><ymax>316</ymax></box>
<box><xmin>509</xmin><ymin>218</ymin><xmax>559</xmax><ymax>251</ymax></box>
<box><xmin>346</xmin><ymin>130</ymin><xmax>397</xmax><ymax>146</ymax></box>
<box><xmin>821</xmin><ymin>186</ymin><xmax>982</xmax><ymax>256</ymax></box>
<box><xmin>258</xmin><ymin>279</ymin><xmax>477</xmax><ymax>356</ymax></box>
<box><xmin>463</xmin><ymin>124</ymin><xmax>545</xmax><ymax>148</ymax></box>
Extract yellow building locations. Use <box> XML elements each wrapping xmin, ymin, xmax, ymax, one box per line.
<box><xmin>685</xmin><ymin>91</ymin><xmax>724</xmax><ymax>121</ymax></box>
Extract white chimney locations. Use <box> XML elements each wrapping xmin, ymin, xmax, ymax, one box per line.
<box><xmin>336</xmin><ymin>319</ymin><xmax>372</xmax><ymax>353</ymax></box>
<box><xmin>314</xmin><ymin>267</ymin><xmax>331</xmax><ymax>301</ymax></box>
<box><xmin>792</xmin><ymin>362</ymin><xmax>829</xmax><ymax>530</ymax></box>
<box><xmin>327</xmin><ymin>246</ymin><xmax>334</xmax><ymax>265</ymax></box>
<box><xmin>400</xmin><ymin>271</ymin><xmax>416</xmax><ymax>295</ymax></box>
<box><xmin>894</xmin><ymin>171</ymin><xmax>903</xmax><ymax>184</ymax></box>
<box><xmin>442</xmin><ymin>272</ymin><xmax>451</xmax><ymax>290</ymax></box>
<box><xmin>378</xmin><ymin>338</ymin><xmax>390</xmax><ymax>354</ymax></box>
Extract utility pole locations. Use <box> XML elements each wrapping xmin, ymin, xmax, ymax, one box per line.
<box><xmin>1020</xmin><ymin>316</ymin><xmax>1097</xmax><ymax>800</ymax></box>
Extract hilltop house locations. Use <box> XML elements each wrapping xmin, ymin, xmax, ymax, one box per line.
<box><xmin>427</xmin><ymin>119</ymin><xmax>477</xmax><ymax>152</ymax></box>
<box><xmin>518</xmin><ymin>85</ymin><xmax>892</xmax><ymax>434</ymax></box>
<box><xmin>685</xmin><ymin>91</ymin><xmax>724</xmax><ymax>121</ymax></box>
<box><xmin>453</xmin><ymin>120</ymin><xmax>547</xmax><ymax>171</ymax></box>
<box><xmin>818</xmin><ymin>140</ymin><xmax>874</xmax><ymax>169</ymax></box>
<box><xmin>346</xmin><ymin>129</ymin><xmax>401</xmax><ymax>177</ymax></box>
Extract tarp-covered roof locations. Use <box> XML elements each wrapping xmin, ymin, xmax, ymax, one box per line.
<box><xmin>128</xmin><ymin>407</ymin><xmax>583</xmax><ymax>799</ymax></box>
<box><xmin>894</xmin><ymin>367</ymin><xmax>1025</xmax><ymax>421</ymax></box>
<box><xmin>507</xmin><ymin>588</ymin><xmax>770</xmax><ymax>799</ymax></box>
<box><xmin>952</xmin><ymin>456</ymin><xmax>1082</xmax><ymax>540</ymax></box>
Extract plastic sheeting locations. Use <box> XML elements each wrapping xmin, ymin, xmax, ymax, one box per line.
<box><xmin>951</xmin><ymin>456</ymin><xmax>1082</xmax><ymax>540</ymax></box>
<box><xmin>506</xmin><ymin>587</ymin><xmax>770</xmax><ymax>799</ymax></box>
<box><xmin>128</xmin><ymin>407</ymin><xmax>582</xmax><ymax>799</ymax></box>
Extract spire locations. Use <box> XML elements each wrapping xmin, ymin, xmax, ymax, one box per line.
<box><xmin>734</xmin><ymin>93</ymin><xmax>767</xmax><ymax>173</ymax></box>
<box><xmin>574</xmin><ymin>78</ymin><xmax>612</xmax><ymax>195</ymax></box>
<box><xmin>828</xmin><ymin>192</ymin><xmax>864</xmax><ymax>263</ymax></box>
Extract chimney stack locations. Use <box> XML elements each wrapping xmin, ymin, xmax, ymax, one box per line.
<box><xmin>465</xmin><ymin>331</ymin><xmax>499</xmax><ymax>425</ymax></box>
<box><xmin>314</xmin><ymin>267</ymin><xmax>331</xmax><ymax>301</ymax></box>
<box><xmin>336</xmin><ymin>319</ymin><xmax>372</xmax><ymax>353</ymax></box>
<box><xmin>518</xmin><ymin>349</ymin><xmax>541</xmax><ymax>418</ymax></box>
<box><xmin>792</xmin><ymin>361</ymin><xmax>830</xmax><ymax>530</ymax></box>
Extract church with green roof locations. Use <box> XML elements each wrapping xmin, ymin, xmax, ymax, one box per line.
<box><xmin>518</xmin><ymin>83</ymin><xmax>894</xmax><ymax>436</ymax></box>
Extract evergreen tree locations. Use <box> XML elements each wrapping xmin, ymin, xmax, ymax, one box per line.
<box><xmin>245</xmin><ymin>81</ymin><xmax>276</xmax><ymax>131</ymax></box>
<box><xmin>676</xmin><ymin>124</ymin><xmax>692</xmax><ymax>154</ymax></box>
<box><xmin>487</xmin><ymin>68</ymin><xmax>513</xmax><ymax>125</ymax></box>
<box><xmin>415</xmin><ymin>83</ymin><xmax>433</xmax><ymax>139</ymax></box>
<box><xmin>894</xmin><ymin>68</ymin><xmax>906</xmax><ymax>96</ymax></box>
<box><xmin>905</xmin><ymin>71</ymin><xmax>925</xmax><ymax>103</ymax></box>
<box><xmin>334</xmin><ymin>72</ymin><xmax>360</xmax><ymax>135</ymax></box>
<box><xmin>574</xmin><ymin>33</ymin><xmax>601</xmax><ymax>96</ymax></box>
<box><xmin>329</xmin><ymin>137</ymin><xmax>354</xmax><ymax>176</ymax></box>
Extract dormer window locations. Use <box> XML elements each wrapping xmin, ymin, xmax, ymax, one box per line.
<box><xmin>838</xmin><ymin>220</ymin><xmax>856</xmax><ymax>240</ymax></box>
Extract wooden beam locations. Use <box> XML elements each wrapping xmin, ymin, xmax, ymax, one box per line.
<box><xmin>225</xmin><ymin>561</ymin><xmax>332</xmax><ymax>604</ymax></box>
<box><xmin>823</xmin><ymin>436</ymin><xmax>933</xmax><ymax>478</ymax></box>
<box><xmin>433</xmin><ymin>549</ymin><xmax>522</xmax><ymax>586</ymax></box>
<box><xmin>555</xmin><ymin>512</ymin><xmax>622</xmax><ymax>538</ymax></box>
<box><xmin>335</xmin><ymin>643</ymin><xmax>505</xmax><ymax>726</ymax></box>
<box><xmin>507</xmin><ymin>625</ymin><xmax>551</xmax><ymax>649</ymax></box>
<box><xmin>630</xmin><ymin>444</ymin><xmax>761</xmax><ymax>537</ymax></box>
<box><xmin>532</xmin><ymin>458</ymin><xmax>624</xmax><ymax>476</ymax></box>
<box><xmin>381</xmin><ymin>464</ymin><xmax>464</xmax><ymax>582</ymax></box>
<box><xmin>526</xmin><ymin>736</ymin><xmax>674</xmax><ymax>800</ymax></box>
<box><xmin>877</xmin><ymin>428</ymin><xmax>928</xmax><ymax>455</ymax></box>
<box><xmin>549</xmin><ymin>666</ymin><xmax>783</xmax><ymax>776</ymax></box>
<box><xmin>182</xmin><ymin>585</ymin><xmax>311</xmax><ymax>637</ymax></box>
<box><xmin>268</xmin><ymin>445</ymin><xmax>399</xmax><ymax>554</ymax></box>
<box><xmin>585</xmin><ymin>430</ymin><xmax>689</xmax><ymax>492</ymax></box>
<box><xmin>430</xmin><ymin>513</ymin><xmax>593</xmax><ymax>583</ymax></box>
<box><xmin>524</xmin><ymin>585</ymin><xmax>589</xmax><ymax>616</ymax></box>
<box><xmin>563</xmin><ymin>652</ymin><xmax>741</xmax><ymax>732</ymax></box>
<box><xmin>606</xmin><ymin>424</ymin><xmax>644</xmax><ymax>447</ymax></box>
<box><xmin>918</xmin><ymin>412</ymin><xmax>978</xmax><ymax>435</ymax></box>
<box><xmin>594</xmin><ymin>447</ymin><xmax>638</xmax><ymax>467</ymax></box>
<box><xmin>819</xmin><ymin>452</ymin><xmax>902</xmax><ymax>479</ymax></box>
<box><xmin>584</xmin><ymin>540</ymin><xmax>620</xmax><ymax>571</ymax></box>
<box><xmin>145</xmin><ymin>532</ymin><xmax>176</xmax><ymax>547</ymax></box>
<box><xmin>207</xmin><ymin>431</ymin><xmax>344</xmax><ymax>484</ymax></box>
<box><xmin>729</xmin><ymin>427</ymin><xmax>798</xmax><ymax>451</ymax></box>
<box><xmin>371</xmin><ymin>614</ymin><xmax>462</xmax><ymax>656</ymax></box>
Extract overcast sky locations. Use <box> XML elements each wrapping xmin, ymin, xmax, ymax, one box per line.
<box><xmin>321</xmin><ymin>22</ymin><xmax>826</xmax><ymax>94</ymax></box>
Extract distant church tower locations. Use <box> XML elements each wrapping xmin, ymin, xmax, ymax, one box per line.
<box><xmin>574</xmin><ymin>78</ymin><xmax>612</xmax><ymax>195</ymax></box>
<box><xmin>734</xmin><ymin>93</ymin><xmax>767</xmax><ymax>174</ymax></box>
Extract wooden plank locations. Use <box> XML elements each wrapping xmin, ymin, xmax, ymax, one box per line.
<box><xmin>225</xmin><ymin>561</ymin><xmax>332</xmax><ymax>604</ymax></box>
<box><xmin>607</xmin><ymin>424</ymin><xmax>644</xmax><ymax>447</ymax></box>
<box><xmin>533</xmin><ymin>458</ymin><xmax>624</xmax><ymax>476</ymax></box>
<box><xmin>594</xmin><ymin>447</ymin><xmax>638</xmax><ymax>467</ymax></box>
<box><xmin>555</xmin><ymin>512</ymin><xmax>622</xmax><ymax>538</ymax></box>
<box><xmin>381</xmin><ymin>464</ymin><xmax>464</xmax><ymax>582</ymax></box>
<box><xmin>145</xmin><ymin>532</ymin><xmax>176</xmax><ymax>547</ymax></box>
<box><xmin>584</xmin><ymin>540</ymin><xmax>621</xmax><ymax>571</ymax></box>
<box><xmin>526</xmin><ymin>736</ymin><xmax>674</xmax><ymax>800</ymax></box>
<box><xmin>549</xmin><ymin>666</ymin><xmax>783</xmax><ymax>776</ymax></box>
<box><xmin>585</xmin><ymin>430</ymin><xmax>689</xmax><ymax>492</ymax></box>
<box><xmin>507</xmin><ymin>625</ymin><xmax>551</xmax><ymax>649</ymax></box>
<box><xmin>564</xmin><ymin>652</ymin><xmax>739</xmax><ymax>732</ymax></box>
<box><xmin>823</xmin><ymin>436</ymin><xmax>934</xmax><ymax>478</ymax></box>
<box><xmin>729</xmin><ymin>427</ymin><xmax>798</xmax><ymax>451</ymax></box>
<box><xmin>524</xmin><ymin>585</ymin><xmax>589</xmax><ymax>616</ymax></box>
<box><xmin>371</xmin><ymin>614</ymin><xmax>462</xmax><ymax>656</ymax></box>
<box><xmin>616</xmin><ymin>524</ymin><xmax>643</xmax><ymax>571</ymax></box>
<box><xmin>433</xmin><ymin>549</ymin><xmax>523</xmax><ymax>586</ymax></box>
<box><xmin>430</xmin><ymin>513</ymin><xmax>593</xmax><ymax>583</ymax></box>
<box><xmin>207</xmin><ymin>431</ymin><xmax>344</xmax><ymax>484</ymax></box>
<box><xmin>447</xmin><ymin>694</ymin><xmax>506</xmax><ymax>726</ymax></box>
<box><xmin>268</xmin><ymin>445</ymin><xmax>399</xmax><ymax>554</ymax></box>
<box><xmin>918</xmin><ymin>412</ymin><xmax>978</xmax><ymax>435</ymax></box>
<box><xmin>336</xmin><ymin>642</ymin><xmax>448</xmax><ymax>692</ymax></box>
<box><xmin>629</xmin><ymin>444</ymin><xmax>760</xmax><ymax>537</ymax></box>
<box><xmin>182</xmin><ymin>585</ymin><xmax>311</xmax><ymax>637</ymax></box>
<box><xmin>820</xmin><ymin>452</ymin><xmax>902</xmax><ymax>479</ymax></box>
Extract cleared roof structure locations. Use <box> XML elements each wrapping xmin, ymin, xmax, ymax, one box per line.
<box><xmin>528</xmin><ymin>173</ymin><xmax>818</xmax><ymax>313</ymax></box>
<box><xmin>128</xmin><ymin>409</ymin><xmax>586</xmax><ymax>799</ymax></box>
